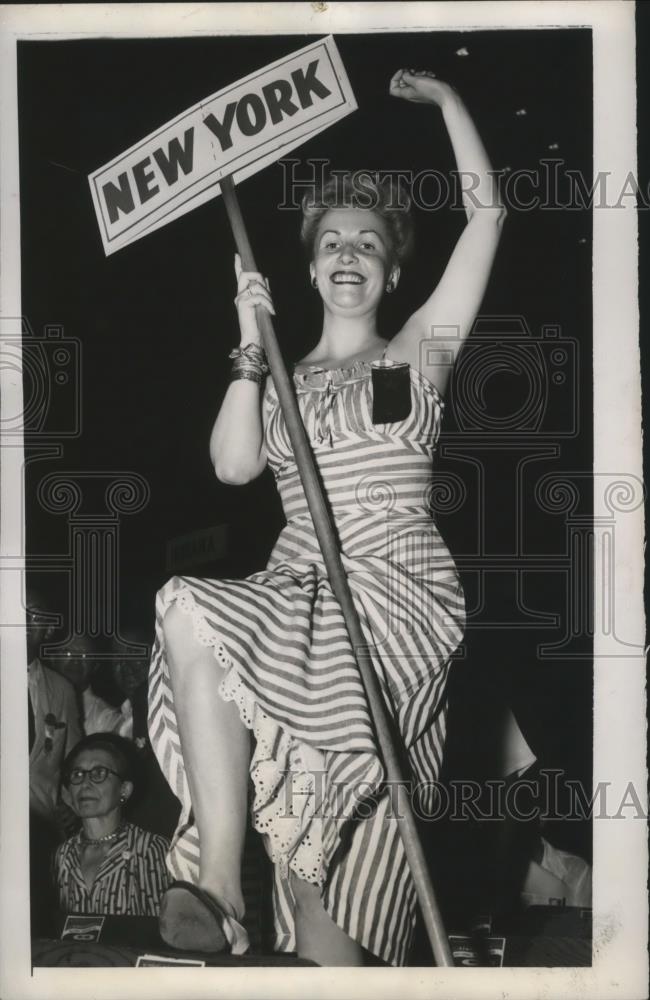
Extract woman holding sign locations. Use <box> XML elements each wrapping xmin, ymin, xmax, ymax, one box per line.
<box><xmin>149</xmin><ymin>70</ymin><xmax>505</xmax><ymax>965</ymax></box>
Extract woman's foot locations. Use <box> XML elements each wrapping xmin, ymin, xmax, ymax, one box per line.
<box><xmin>290</xmin><ymin>873</ymin><xmax>364</xmax><ymax>966</ymax></box>
<box><xmin>159</xmin><ymin>881</ymin><xmax>249</xmax><ymax>954</ymax></box>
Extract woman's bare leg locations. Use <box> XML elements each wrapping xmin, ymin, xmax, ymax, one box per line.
<box><xmin>159</xmin><ymin>599</ymin><xmax>363</xmax><ymax>962</ymax></box>
<box><xmin>162</xmin><ymin>601</ymin><xmax>250</xmax><ymax>921</ymax></box>
<box><xmin>290</xmin><ymin>875</ymin><xmax>364</xmax><ymax>966</ymax></box>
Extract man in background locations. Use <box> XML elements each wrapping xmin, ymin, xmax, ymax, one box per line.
<box><xmin>27</xmin><ymin>589</ymin><xmax>82</xmax><ymax>825</ymax></box>
<box><xmin>26</xmin><ymin>586</ymin><xmax>82</xmax><ymax>936</ymax></box>
<box><xmin>55</xmin><ymin>635</ymin><xmax>133</xmax><ymax>738</ymax></box>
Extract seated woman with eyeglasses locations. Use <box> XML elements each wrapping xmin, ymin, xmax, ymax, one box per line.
<box><xmin>53</xmin><ymin>733</ymin><xmax>170</xmax><ymax>916</ymax></box>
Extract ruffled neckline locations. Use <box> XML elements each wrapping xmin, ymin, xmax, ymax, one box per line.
<box><xmin>293</xmin><ymin>358</ymin><xmax>378</xmax><ymax>378</ymax></box>
<box><xmin>291</xmin><ymin>358</ymin><xmax>445</xmax><ymax>406</ymax></box>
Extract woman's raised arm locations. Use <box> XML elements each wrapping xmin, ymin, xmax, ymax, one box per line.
<box><xmin>209</xmin><ymin>254</ymin><xmax>273</xmax><ymax>484</ymax></box>
<box><xmin>387</xmin><ymin>70</ymin><xmax>506</xmax><ymax>397</ymax></box>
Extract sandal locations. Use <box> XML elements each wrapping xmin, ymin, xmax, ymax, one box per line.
<box><xmin>159</xmin><ymin>881</ymin><xmax>250</xmax><ymax>955</ymax></box>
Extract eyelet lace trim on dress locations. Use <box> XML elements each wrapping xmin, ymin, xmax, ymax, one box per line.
<box><xmin>174</xmin><ymin>587</ymin><xmax>326</xmax><ymax>886</ymax></box>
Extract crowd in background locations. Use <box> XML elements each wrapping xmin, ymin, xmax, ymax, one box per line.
<box><xmin>26</xmin><ymin>585</ymin><xmax>180</xmax><ymax>936</ymax></box>
<box><xmin>26</xmin><ymin>581</ymin><xmax>592</xmax><ymax>950</ymax></box>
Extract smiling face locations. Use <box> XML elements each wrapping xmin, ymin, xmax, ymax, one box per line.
<box><xmin>310</xmin><ymin>208</ymin><xmax>398</xmax><ymax>316</ymax></box>
<box><xmin>65</xmin><ymin>747</ymin><xmax>130</xmax><ymax>821</ymax></box>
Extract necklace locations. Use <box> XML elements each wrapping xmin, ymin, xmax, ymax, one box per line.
<box><xmin>80</xmin><ymin>823</ymin><xmax>124</xmax><ymax>846</ymax></box>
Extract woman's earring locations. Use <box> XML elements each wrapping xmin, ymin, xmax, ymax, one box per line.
<box><xmin>386</xmin><ymin>272</ymin><xmax>398</xmax><ymax>294</ymax></box>
<box><xmin>311</xmin><ymin>275</ymin><xmax>318</xmax><ymax>289</ymax></box>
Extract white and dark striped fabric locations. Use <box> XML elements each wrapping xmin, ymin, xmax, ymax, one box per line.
<box><xmin>54</xmin><ymin>822</ymin><xmax>170</xmax><ymax>916</ymax></box>
<box><xmin>148</xmin><ymin>360</ymin><xmax>465</xmax><ymax>965</ymax></box>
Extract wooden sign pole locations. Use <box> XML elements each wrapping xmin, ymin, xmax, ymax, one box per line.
<box><xmin>220</xmin><ymin>175</ymin><xmax>454</xmax><ymax>968</ymax></box>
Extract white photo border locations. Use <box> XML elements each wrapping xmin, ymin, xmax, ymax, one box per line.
<box><xmin>1</xmin><ymin>3</ymin><xmax>646</xmax><ymax>998</ymax></box>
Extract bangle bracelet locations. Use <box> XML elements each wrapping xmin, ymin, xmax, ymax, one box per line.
<box><xmin>231</xmin><ymin>362</ymin><xmax>269</xmax><ymax>379</ymax></box>
<box><xmin>230</xmin><ymin>369</ymin><xmax>265</xmax><ymax>385</ymax></box>
<box><xmin>229</xmin><ymin>343</ymin><xmax>268</xmax><ymax>365</ymax></box>
<box><xmin>231</xmin><ymin>358</ymin><xmax>269</xmax><ymax>376</ymax></box>
<box><xmin>229</xmin><ymin>342</ymin><xmax>269</xmax><ymax>387</ymax></box>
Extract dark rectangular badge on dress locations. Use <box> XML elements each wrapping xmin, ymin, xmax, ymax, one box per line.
<box><xmin>371</xmin><ymin>360</ymin><xmax>412</xmax><ymax>424</ymax></box>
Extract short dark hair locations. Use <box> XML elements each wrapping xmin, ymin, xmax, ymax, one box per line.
<box><xmin>300</xmin><ymin>172</ymin><xmax>414</xmax><ymax>267</ymax></box>
<box><xmin>62</xmin><ymin>733</ymin><xmax>135</xmax><ymax>787</ymax></box>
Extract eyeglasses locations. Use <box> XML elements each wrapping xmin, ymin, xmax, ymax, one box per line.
<box><xmin>66</xmin><ymin>766</ymin><xmax>123</xmax><ymax>785</ymax></box>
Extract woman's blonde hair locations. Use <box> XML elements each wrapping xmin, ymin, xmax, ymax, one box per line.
<box><xmin>300</xmin><ymin>172</ymin><xmax>414</xmax><ymax>267</ymax></box>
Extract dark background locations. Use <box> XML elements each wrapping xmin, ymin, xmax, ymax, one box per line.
<box><xmin>18</xmin><ymin>29</ymin><xmax>594</xmax><ymax>869</ymax></box>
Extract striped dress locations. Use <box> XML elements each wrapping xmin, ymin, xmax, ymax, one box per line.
<box><xmin>148</xmin><ymin>359</ymin><xmax>465</xmax><ymax>965</ymax></box>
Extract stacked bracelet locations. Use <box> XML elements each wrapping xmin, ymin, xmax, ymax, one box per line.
<box><xmin>229</xmin><ymin>343</ymin><xmax>270</xmax><ymax>385</ymax></box>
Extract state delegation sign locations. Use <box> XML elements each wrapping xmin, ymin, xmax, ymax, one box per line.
<box><xmin>88</xmin><ymin>36</ymin><xmax>357</xmax><ymax>255</ymax></box>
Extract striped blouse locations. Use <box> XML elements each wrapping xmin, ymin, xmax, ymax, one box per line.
<box><xmin>54</xmin><ymin>822</ymin><xmax>170</xmax><ymax>916</ymax></box>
